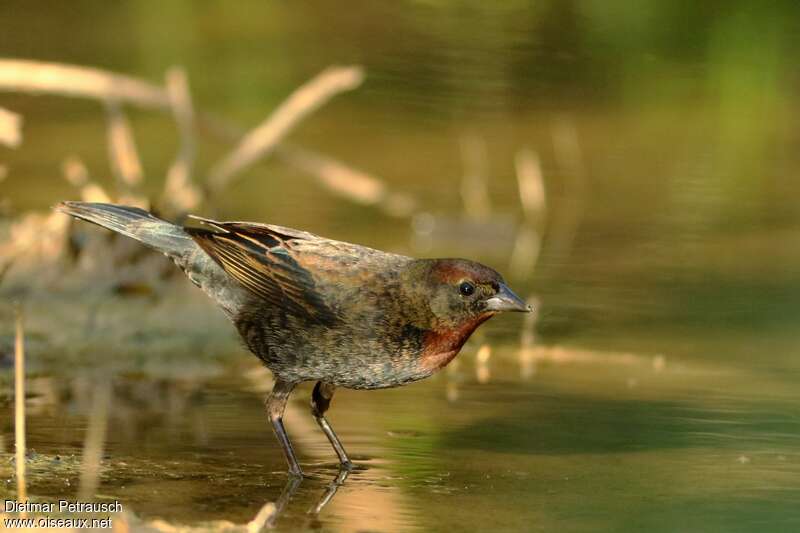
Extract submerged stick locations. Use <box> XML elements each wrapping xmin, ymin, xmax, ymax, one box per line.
<box><xmin>207</xmin><ymin>65</ymin><xmax>364</xmax><ymax>192</ymax></box>
<box><xmin>14</xmin><ymin>304</ymin><xmax>27</xmax><ymax>504</ymax></box>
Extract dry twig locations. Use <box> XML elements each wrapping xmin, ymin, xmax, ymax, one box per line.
<box><xmin>162</xmin><ymin>67</ymin><xmax>202</xmax><ymax>213</ymax></box>
<box><xmin>509</xmin><ymin>149</ymin><xmax>547</xmax><ymax>279</ymax></box>
<box><xmin>0</xmin><ymin>59</ymin><xmax>410</xmax><ymax>222</ymax></box>
<box><xmin>62</xmin><ymin>157</ymin><xmax>112</xmax><ymax>203</ymax></box>
<box><xmin>0</xmin><ymin>106</ymin><xmax>22</xmax><ymax>148</ymax></box>
<box><xmin>0</xmin><ymin>59</ymin><xmax>169</xmax><ymax>108</ymax></box>
<box><xmin>207</xmin><ymin>65</ymin><xmax>365</xmax><ymax>191</ymax></box>
<box><xmin>515</xmin><ymin>148</ymin><xmax>546</xmax><ymax>223</ymax></box>
<box><xmin>276</xmin><ymin>144</ymin><xmax>416</xmax><ymax>217</ymax></box>
<box><xmin>105</xmin><ymin>102</ymin><xmax>144</xmax><ymax>188</ymax></box>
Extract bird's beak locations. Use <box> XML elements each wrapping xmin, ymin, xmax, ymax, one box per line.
<box><xmin>485</xmin><ymin>283</ymin><xmax>532</xmax><ymax>313</ymax></box>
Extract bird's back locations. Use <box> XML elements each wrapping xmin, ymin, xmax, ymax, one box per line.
<box><xmin>185</xmin><ymin>219</ymin><xmax>429</xmax><ymax>388</ymax></box>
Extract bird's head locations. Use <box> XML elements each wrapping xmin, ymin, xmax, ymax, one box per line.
<box><xmin>403</xmin><ymin>258</ymin><xmax>532</xmax><ymax>331</ymax></box>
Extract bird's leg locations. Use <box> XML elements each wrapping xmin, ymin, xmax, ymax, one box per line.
<box><xmin>266</xmin><ymin>379</ymin><xmax>303</xmax><ymax>477</ymax></box>
<box><xmin>311</xmin><ymin>381</ymin><xmax>353</xmax><ymax>470</ymax></box>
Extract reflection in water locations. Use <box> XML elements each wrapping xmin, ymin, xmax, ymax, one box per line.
<box><xmin>268</xmin><ymin>474</ymin><xmax>301</xmax><ymax>528</ymax></box>
<box><xmin>77</xmin><ymin>380</ymin><xmax>111</xmax><ymax>500</ymax></box>
<box><xmin>309</xmin><ymin>468</ymin><xmax>350</xmax><ymax>517</ymax></box>
<box><xmin>264</xmin><ymin>466</ymin><xmax>352</xmax><ymax>529</ymax></box>
<box><xmin>475</xmin><ymin>344</ymin><xmax>492</xmax><ymax>384</ymax></box>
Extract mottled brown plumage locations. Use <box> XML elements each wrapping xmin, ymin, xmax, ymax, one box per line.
<box><xmin>56</xmin><ymin>201</ymin><xmax>531</xmax><ymax>477</ymax></box>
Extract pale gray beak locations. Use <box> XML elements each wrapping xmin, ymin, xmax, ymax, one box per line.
<box><xmin>485</xmin><ymin>283</ymin><xmax>532</xmax><ymax>313</ymax></box>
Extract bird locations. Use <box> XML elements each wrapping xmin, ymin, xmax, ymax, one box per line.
<box><xmin>56</xmin><ymin>201</ymin><xmax>532</xmax><ymax>477</ymax></box>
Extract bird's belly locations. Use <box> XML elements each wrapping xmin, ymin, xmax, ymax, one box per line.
<box><xmin>239</xmin><ymin>318</ymin><xmax>436</xmax><ymax>389</ymax></box>
<box><xmin>266</xmin><ymin>342</ymin><xmax>436</xmax><ymax>390</ymax></box>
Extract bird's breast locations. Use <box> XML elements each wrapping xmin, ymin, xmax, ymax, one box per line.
<box><xmin>417</xmin><ymin>314</ymin><xmax>493</xmax><ymax>374</ymax></box>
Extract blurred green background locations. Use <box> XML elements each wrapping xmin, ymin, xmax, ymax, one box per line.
<box><xmin>2</xmin><ymin>2</ymin><xmax>800</xmax><ymax>532</ymax></box>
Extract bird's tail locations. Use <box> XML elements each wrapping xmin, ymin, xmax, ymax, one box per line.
<box><xmin>56</xmin><ymin>201</ymin><xmax>193</xmax><ymax>259</ymax></box>
<box><xmin>56</xmin><ymin>201</ymin><xmax>246</xmax><ymax>316</ymax></box>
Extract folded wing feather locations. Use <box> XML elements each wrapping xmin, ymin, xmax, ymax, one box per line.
<box><xmin>185</xmin><ymin>218</ymin><xmax>338</xmax><ymax>325</ymax></box>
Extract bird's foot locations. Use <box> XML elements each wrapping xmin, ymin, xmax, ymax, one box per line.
<box><xmin>339</xmin><ymin>460</ymin><xmax>355</xmax><ymax>472</ymax></box>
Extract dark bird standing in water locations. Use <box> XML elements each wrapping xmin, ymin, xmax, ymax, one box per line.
<box><xmin>57</xmin><ymin>201</ymin><xmax>531</xmax><ymax>477</ymax></box>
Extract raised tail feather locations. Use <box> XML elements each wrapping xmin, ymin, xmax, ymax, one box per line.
<box><xmin>56</xmin><ymin>201</ymin><xmax>246</xmax><ymax>316</ymax></box>
<box><xmin>56</xmin><ymin>201</ymin><xmax>193</xmax><ymax>258</ymax></box>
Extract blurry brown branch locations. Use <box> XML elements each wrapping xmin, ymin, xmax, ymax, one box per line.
<box><xmin>276</xmin><ymin>144</ymin><xmax>417</xmax><ymax>217</ymax></box>
<box><xmin>0</xmin><ymin>106</ymin><xmax>22</xmax><ymax>148</ymax></box>
<box><xmin>207</xmin><ymin>65</ymin><xmax>365</xmax><ymax>192</ymax></box>
<box><xmin>195</xmin><ymin>111</ymin><xmax>410</xmax><ymax>217</ymax></box>
<box><xmin>162</xmin><ymin>67</ymin><xmax>202</xmax><ymax>213</ymax></box>
<box><xmin>0</xmin><ymin>59</ymin><xmax>412</xmax><ymax>229</ymax></box>
<box><xmin>515</xmin><ymin>148</ymin><xmax>546</xmax><ymax>224</ymax></box>
<box><xmin>62</xmin><ymin>156</ymin><xmax>112</xmax><ymax>202</ymax></box>
<box><xmin>509</xmin><ymin>148</ymin><xmax>547</xmax><ymax>279</ymax></box>
<box><xmin>105</xmin><ymin>102</ymin><xmax>144</xmax><ymax>189</ymax></box>
<box><xmin>0</xmin><ymin>211</ymin><xmax>71</xmax><ymax>288</ymax></box>
<box><xmin>0</xmin><ymin>59</ymin><xmax>169</xmax><ymax>108</ymax></box>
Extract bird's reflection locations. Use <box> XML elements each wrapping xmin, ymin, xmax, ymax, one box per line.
<box><xmin>310</xmin><ymin>467</ymin><xmax>350</xmax><ymax>515</ymax></box>
<box><xmin>266</xmin><ymin>467</ymin><xmax>352</xmax><ymax>529</ymax></box>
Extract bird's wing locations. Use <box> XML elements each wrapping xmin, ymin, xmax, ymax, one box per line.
<box><xmin>184</xmin><ymin>217</ymin><xmax>338</xmax><ymax>324</ymax></box>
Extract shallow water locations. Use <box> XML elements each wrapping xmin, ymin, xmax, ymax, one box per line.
<box><xmin>3</xmin><ymin>297</ymin><xmax>800</xmax><ymax>532</ymax></box>
<box><xmin>3</xmin><ymin>1</ymin><xmax>800</xmax><ymax>531</ymax></box>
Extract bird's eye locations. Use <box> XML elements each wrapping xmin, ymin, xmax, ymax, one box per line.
<box><xmin>459</xmin><ymin>281</ymin><xmax>475</xmax><ymax>296</ymax></box>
